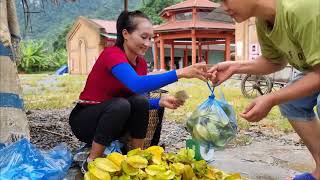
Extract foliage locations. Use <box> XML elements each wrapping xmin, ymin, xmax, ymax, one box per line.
<box><xmin>18</xmin><ymin>40</ymin><xmax>67</xmax><ymax>73</ymax></box>
<box><xmin>17</xmin><ymin>0</ymin><xmax>141</xmax><ymax>73</ymax></box>
<box><xmin>18</xmin><ymin>40</ymin><xmax>47</xmax><ymax>73</ymax></box>
<box><xmin>16</xmin><ymin>0</ymin><xmax>141</xmax><ymax>43</ymax></box>
<box><xmin>47</xmin><ymin>49</ymin><xmax>68</xmax><ymax>69</ymax></box>
<box><xmin>139</xmin><ymin>0</ymin><xmax>183</xmax><ymax>24</ymax></box>
<box><xmin>52</xmin><ymin>24</ymin><xmax>72</xmax><ymax>51</ymax></box>
<box><xmin>15</xmin><ymin>0</ymin><xmax>185</xmax><ymax>49</ymax></box>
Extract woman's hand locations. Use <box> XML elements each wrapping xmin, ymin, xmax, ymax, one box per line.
<box><xmin>176</xmin><ymin>62</ymin><xmax>212</xmax><ymax>81</ymax></box>
<box><xmin>159</xmin><ymin>94</ymin><xmax>185</xmax><ymax>109</ymax></box>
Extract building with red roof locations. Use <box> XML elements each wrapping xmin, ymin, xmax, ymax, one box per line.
<box><xmin>153</xmin><ymin>0</ymin><xmax>235</xmax><ymax>71</ymax></box>
<box><xmin>66</xmin><ymin>16</ymin><xmax>117</xmax><ymax>74</ymax></box>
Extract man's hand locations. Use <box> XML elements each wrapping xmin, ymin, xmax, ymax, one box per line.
<box><xmin>240</xmin><ymin>94</ymin><xmax>276</xmax><ymax>122</ymax></box>
<box><xmin>208</xmin><ymin>56</ymin><xmax>286</xmax><ymax>85</ymax></box>
<box><xmin>176</xmin><ymin>62</ymin><xmax>212</xmax><ymax>82</ymax></box>
<box><xmin>208</xmin><ymin>61</ymin><xmax>239</xmax><ymax>85</ymax></box>
<box><xmin>159</xmin><ymin>94</ymin><xmax>185</xmax><ymax>109</ymax></box>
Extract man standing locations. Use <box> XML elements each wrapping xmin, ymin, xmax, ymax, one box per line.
<box><xmin>210</xmin><ymin>0</ymin><xmax>320</xmax><ymax>179</ymax></box>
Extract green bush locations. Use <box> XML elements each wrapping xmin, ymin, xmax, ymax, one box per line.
<box><xmin>47</xmin><ymin>49</ymin><xmax>68</xmax><ymax>71</ymax></box>
<box><xmin>18</xmin><ymin>40</ymin><xmax>47</xmax><ymax>73</ymax></box>
<box><xmin>18</xmin><ymin>40</ymin><xmax>67</xmax><ymax>73</ymax></box>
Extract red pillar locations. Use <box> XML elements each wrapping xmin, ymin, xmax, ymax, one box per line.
<box><xmin>225</xmin><ymin>36</ymin><xmax>231</xmax><ymax>61</ymax></box>
<box><xmin>160</xmin><ymin>38</ymin><xmax>165</xmax><ymax>70</ymax></box>
<box><xmin>205</xmin><ymin>50</ymin><xmax>209</xmax><ymax>64</ymax></box>
<box><xmin>153</xmin><ymin>42</ymin><xmax>158</xmax><ymax>71</ymax></box>
<box><xmin>191</xmin><ymin>30</ymin><xmax>196</xmax><ymax>65</ymax></box>
<box><xmin>198</xmin><ymin>43</ymin><xmax>202</xmax><ymax>62</ymax></box>
<box><xmin>183</xmin><ymin>48</ymin><xmax>188</xmax><ymax>67</ymax></box>
<box><xmin>170</xmin><ymin>43</ymin><xmax>175</xmax><ymax>70</ymax></box>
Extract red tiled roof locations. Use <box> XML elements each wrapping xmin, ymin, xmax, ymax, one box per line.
<box><xmin>154</xmin><ymin>20</ymin><xmax>234</xmax><ymax>32</ymax></box>
<box><xmin>161</xmin><ymin>0</ymin><xmax>219</xmax><ymax>15</ymax></box>
<box><xmin>90</xmin><ymin>19</ymin><xmax>117</xmax><ymax>34</ymax></box>
<box><xmin>87</xmin><ymin>18</ymin><xmax>233</xmax><ymax>35</ymax></box>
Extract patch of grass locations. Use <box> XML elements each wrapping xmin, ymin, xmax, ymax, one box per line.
<box><xmin>27</xmin><ymin>80</ymin><xmax>38</xmax><ymax>87</ymax></box>
<box><xmin>20</xmin><ymin>74</ymin><xmax>46</xmax><ymax>87</ymax></box>
<box><xmin>20</xmin><ymin>74</ymin><xmax>86</xmax><ymax>109</ymax></box>
<box><xmin>57</xmin><ymin>81</ymin><xmax>68</xmax><ymax>87</ymax></box>
<box><xmin>39</xmin><ymin>84</ymin><xmax>47</xmax><ymax>92</ymax></box>
<box><xmin>23</xmin><ymin>94</ymin><xmax>77</xmax><ymax>109</ymax></box>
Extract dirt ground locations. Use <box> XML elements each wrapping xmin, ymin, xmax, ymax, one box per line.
<box><xmin>26</xmin><ymin>109</ymin><xmax>314</xmax><ymax>180</ymax></box>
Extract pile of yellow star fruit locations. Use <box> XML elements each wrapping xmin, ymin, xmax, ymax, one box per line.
<box><xmin>84</xmin><ymin>146</ymin><xmax>248</xmax><ymax>180</ymax></box>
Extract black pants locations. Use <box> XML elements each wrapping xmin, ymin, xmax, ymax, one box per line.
<box><xmin>69</xmin><ymin>95</ymin><xmax>149</xmax><ymax>146</ymax></box>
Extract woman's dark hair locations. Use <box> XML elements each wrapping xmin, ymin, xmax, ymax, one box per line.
<box><xmin>115</xmin><ymin>10</ymin><xmax>151</xmax><ymax>49</ymax></box>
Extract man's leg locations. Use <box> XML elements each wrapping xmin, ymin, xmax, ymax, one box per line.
<box><xmin>279</xmin><ymin>90</ymin><xmax>320</xmax><ymax>179</ymax></box>
<box><xmin>289</xmin><ymin>119</ymin><xmax>320</xmax><ymax>179</ymax></box>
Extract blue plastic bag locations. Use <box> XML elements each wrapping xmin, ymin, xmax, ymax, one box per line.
<box><xmin>186</xmin><ymin>83</ymin><xmax>237</xmax><ymax>150</ymax></box>
<box><xmin>216</xmin><ymin>90</ymin><xmax>238</xmax><ymax>131</ymax></box>
<box><xmin>0</xmin><ymin>143</ymin><xmax>5</xmax><ymax>150</ymax></box>
<box><xmin>0</xmin><ymin>138</ymin><xmax>72</xmax><ymax>180</ymax></box>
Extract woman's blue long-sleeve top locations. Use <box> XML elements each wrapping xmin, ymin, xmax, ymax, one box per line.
<box><xmin>111</xmin><ymin>63</ymin><xmax>178</xmax><ymax>109</ymax></box>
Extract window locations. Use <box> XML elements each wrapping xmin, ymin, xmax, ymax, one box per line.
<box><xmin>175</xmin><ymin>12</ymin><xmax>192</xmax><ymax>21</ymax></box>
<box><xmin>197</xmin><ymin>12</ymin><xmax>211</xmax><ymax>21</ymax></box>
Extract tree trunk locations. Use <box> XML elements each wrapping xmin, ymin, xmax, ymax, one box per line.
<box><xmin>0</xmin><ymin>0</ymin><xmax>30</xmax><ymax>145</ymax></box>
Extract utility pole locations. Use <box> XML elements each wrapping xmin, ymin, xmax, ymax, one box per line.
<box><xmin>124</xmin><ymin>0</ymin><xmax>128</xmax><ymax>11</ymax></box>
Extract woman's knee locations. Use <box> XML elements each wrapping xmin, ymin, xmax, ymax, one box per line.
<box><xmin>129</xmin><ymin>95</ymin><xmax>149</xmax><ymax>109</ymax></box>
<box><xmin>108</xmin><ymin>98</ymin><xmax>131</xmax><ymax>115</ymax></box>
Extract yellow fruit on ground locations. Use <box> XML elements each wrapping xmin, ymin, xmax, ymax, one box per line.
<box><xmin>121</xmin><ymin>161</ymin><xmax>139</xmax><ymax>176</ymax></box>
<box><xmin>127</xmin><ymin>148</ymin><xmax>143</xmax><ymax>157</ymax></box>
<box><xmin>118</xmin><ymin>174</ymin><xmax>131</xmax><ymax>180</ymax></box>
<box><xmin>146</xmin><ymin>146</ymin><xmax>164</xmax><ymax>164</ymax></box>
<box><xmin>88</xmin><ymin>162</ymin><xmax>111</xmax><ymax>180</ymax></box>
<box><xmin>93</xmin><ymin>158</ymin><xmax>121</xmax><ymax>173</ymax></box>
<box><xmin>146</xmin><ymin>146</ymin><xmax>164</xmax><ymax>155</ymax></box>
<box><xmin>126</xmin><ymin>155</ymin><xmax>148</xmax><ymax>169</ymax></box>
<box><xmin>170</xmin><ymin>163</ymin><xmax>185</xmax><ymax>175</ymax></box>
<box><xmin>183</xmin><ymin>165</ymin><xmax>196</xmax><ymax>180</ymax></box>
<box><xmin>224</xmin><ymin>173</ymin><xmax>242</xmax><ymax>180</ymax></box>
<box><xmin>145</xmin><ymin>164</ymin><xmax>166</xmax><ymax>176</ymax></box>
<box><xmin>155</xmin><ymin>170</ymin><xmax>175</xmax><ymax>180</ymax></box>
<box><xmin>83</xmin><ymin>147</ymin><xmax>248</xmax><ymax>180</ymax></box>
<box><xmin>84</xmin><ymin>172</ymin><xmax>100</xmax><ymax>180</ymax></box>
<box><xmin>107</xmin><ymin>152</ymin><xmax>125</xmax><ymax>167</ymax></box>
<box><xmin>152</xmin><ymin>154</ymin><xmax>162</xmax><ymax>165</ymax></box>
<box><xmin>137</xmin><ymin>169</ymin><xmax>147</xmax><ymax>179</ymax></box>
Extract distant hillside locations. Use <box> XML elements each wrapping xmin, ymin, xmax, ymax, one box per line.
<box><xmin>15</xmin><ymin>0</ymin><xmax>141</xmax><ymax>42</ymax></box>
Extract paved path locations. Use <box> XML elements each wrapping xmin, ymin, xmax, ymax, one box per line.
<box><xmin>212</xmin><ymin>138</ymin><xmax>314</xmax><ymax>180</ymax></box>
